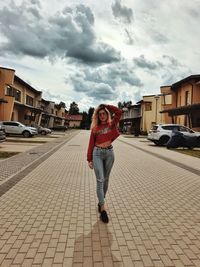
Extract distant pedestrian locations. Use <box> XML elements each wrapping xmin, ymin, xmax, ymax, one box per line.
<box><xmin>87</xmin><ymin>104</ymin><xmax>122</xmax><ymax>223</ymax></box>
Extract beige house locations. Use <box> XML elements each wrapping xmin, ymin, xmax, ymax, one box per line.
<box><xmin>119</xmin><ymin>104</ymin><xmax>141</xmax><ymax>135</ymax></box>
<box><xmin>65</xmin><ymin>114</ymin><xmax>83</xmax><ymax>128</ymax></box>
<box><xmin>138</xmin><ymin>94</ymin><xmax>163</xmax><ymax>134</ymax></box>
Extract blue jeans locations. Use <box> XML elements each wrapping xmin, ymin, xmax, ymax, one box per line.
<box><xmin>93</xmin><ymin>146</ymin><xmax>114</xmax><ymax>205</ymax></box>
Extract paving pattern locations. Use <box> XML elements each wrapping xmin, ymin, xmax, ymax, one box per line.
<box><xmin>0</xmin><ymin>131</ymin><xmax>78</xmax><ymax>183</ymax></box>
<box><xmin>0</xmin><ymin>130</ymin><xmax>200</xmax><ymax>266</ymax></box>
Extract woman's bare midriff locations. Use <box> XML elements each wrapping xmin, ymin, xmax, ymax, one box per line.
<box><xmin>96</xmin><ymin>141</ymin><xmax>112</xmax><ymax>148</ymax></box>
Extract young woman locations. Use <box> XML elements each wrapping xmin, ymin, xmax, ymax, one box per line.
<box><xmin>87</xmin><ymin>104</ymin><xmax>122</xmax><ymax>223</ymax></box>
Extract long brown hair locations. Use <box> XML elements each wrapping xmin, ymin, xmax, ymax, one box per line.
<box><xmin>90</xmin><ymin>106</ymin><xmax>111</xmax><ymax>130</ymax></box>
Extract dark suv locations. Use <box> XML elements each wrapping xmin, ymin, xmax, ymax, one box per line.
<box><xmin>0</xmin><ymin>122</ymin><xmax>6</xmax><ymax>143</ymax></box>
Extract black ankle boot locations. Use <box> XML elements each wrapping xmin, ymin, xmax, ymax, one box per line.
<box><xmin>100</xmin><ymin>210</ymin><xmax>109</xmax><ymax>223</ymax></box>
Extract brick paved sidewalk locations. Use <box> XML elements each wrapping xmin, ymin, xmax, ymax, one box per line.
<box><xmin>0</xmin><ymin>130</ymin><xmax>78</xmax><ymax>184</ymax></box>
<box><xmin>0</xmin><ymin>130</ymin><xmax>200</xmax><ymax>266</ymax></box>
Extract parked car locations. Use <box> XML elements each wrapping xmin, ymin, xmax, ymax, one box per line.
<box><xmin>166</xmin><ymin>131</ymin><xmax>200</xmax><ymax>149</ymax></box>
<box><xmin>2</xmin><ymin>121</ymin><xmax>38</xmax><ymax>138</ymax></box>
<box><xmin>33</xmin><ymin>125</ymin><xmax>52</xmax><ymax>135</ymax></box>
<box><xmin>51</xmin><ymin>125</ymin><xmax>68</xmax><ymax>132</ymax></box>
<box><xmin>0</xmin><ymin>122</ymin><xmax>6</xmax><ymax>143</ymax></box>
<box><xmin>147</xmin><ymin>124</ymin><xmax>200</xmax><ymax>146</ymax></box>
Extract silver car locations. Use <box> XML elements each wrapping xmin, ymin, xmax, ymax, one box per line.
<box><xmin>2</xmin><ymin>121</ymin><xmax>38</xmax><ymax>138</ymax></box>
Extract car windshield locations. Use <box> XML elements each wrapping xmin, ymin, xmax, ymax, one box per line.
<box><xmin>18</xmin><ymin>122</ymin><xmax>25</xmax><ymax>127</ymax></box>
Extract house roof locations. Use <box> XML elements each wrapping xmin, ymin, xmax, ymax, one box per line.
<box><xmin>160</xmin><ymin>103</ymin><xmax>200</xmax><ymax>115</ymax></box>
<box><xmin>65</xmin><ymin>114</ymin><xmax>83</xmax><ymax>121</ymax></box>
<box><xmin>171</xmin><ymin>75</ymin><xmax>200</xmax><ymax>90</ymax></box>
<box><xmin>14</xmin><ymin>75</ymin><xmax>42</xmax><ymax>95</ymax></box>
<box><xmin>14</xmin><ymin>102</ymin><xmax>43</xmax><ymax>113</ymax></box>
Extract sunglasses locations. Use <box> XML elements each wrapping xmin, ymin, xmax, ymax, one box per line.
<box><xmin>98</xmin><ymin>111</ymin><xmax>107</xmax><ymax>117</ymax></box>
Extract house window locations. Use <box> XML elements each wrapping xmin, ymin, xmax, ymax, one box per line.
<box><xmin>5</xmin><ymin>86</ymin><xmax>21</xmax><ymax>102</ymax></box>
<box><xmin>26</xmin><ymin>95</ymin><xmax>34</xmax><ymax>106</ymax></box>
<box><xmin>5</xmin><ymin>85</ymin><xmax>13</xmax><ymax>96</ymax></box>
<box><xmin>145</xmin><ymin>102</ymin><xmax>152</xmax><ymax>111</ymax></box>
<box><xmin>162</xmin><ymin>94</ymin><xmax>172</xmax><ymax>105</ymax></box>
<box><xmin>185</xmin><ymin>91</ymin><xmax>190</xmax><ymax>105</ymax></box>
<box><xmin>15</xmin><ymin>90</ymin><xmax>21</xmax><ymax>102</ymax></box>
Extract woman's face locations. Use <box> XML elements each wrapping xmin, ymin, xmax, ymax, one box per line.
<box><xmin>98</xmin><ymin>109</ymin><xmax>108</xmax><ymax>123</ymax></box>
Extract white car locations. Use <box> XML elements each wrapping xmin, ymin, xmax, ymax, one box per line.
<box><xmin>0</xmin><ymin>122</ymin><xmax>6</xmax><ymax>143</ymax></box>
<box><xmin>2</xmin><ymin>121</ymin><xmax>38</xmax><ymax>138</ymax></box>
<box><xmin>147</xmin><ymin>124</ymin><xmax>200</xmax><ymax>146</ymax></box>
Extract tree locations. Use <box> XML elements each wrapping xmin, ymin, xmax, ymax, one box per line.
<box><xmin>118</xmin><ymin>101</ymin><xmax>132</xmax><ymax>108</ymax></box>
<box><xmin>69</xmin><ymin>101</ymin><xmax>79</xmax><ymax>115</ymax></box>
<box><xmin>79</xmin><ymin>107</ymin><xmax>94</xmax><ymax>129</ymax></box>
<box><xmin>87</xmin><ymin>107</ymin><xmax>94</xmax><ymax>128</ymax></box>
<box><xmin>58</xmin><ymin>101</ymin><xmax>66</xmax><ymax>108</ymax></box>
<box><xmin>55</xmin><ymin>101</ymin><xmax>66</xmax><ymax>110</ymax></box>
<box><xmin>118</xmin><ymin>102</ymin><xmax>123</xmax><ymax>109</ymax></box>
<box><xmin>80</xmin><ymin>111</ymin><xmax>87</xmax><ymax>129</ymax></box>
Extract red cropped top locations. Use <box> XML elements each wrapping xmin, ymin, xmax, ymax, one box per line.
<box><xmin>87</xmin><ymin>105</ymin><xmax>122</xmax><ymax>162</ymax></box>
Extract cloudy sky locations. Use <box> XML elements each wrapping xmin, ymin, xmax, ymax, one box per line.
<box><xmin>0</xmin><ymin>0</ymin><xmax>199</xmax><ymax>111</ymax></box>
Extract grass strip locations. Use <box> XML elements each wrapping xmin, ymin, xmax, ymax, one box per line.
<box><xmin>6</xmin><ymin>139</ymin><xmax>47</xmax><ymax>144</ymax></box>
<box><xmin>174</xmin><ymin>149</ymin><xmax>200</xmax><ymax>159</ymax></box>
<box><xmin>0</xmin><ymin>151</ymin><xmax>20</xmax><ymax>158</ymax></box>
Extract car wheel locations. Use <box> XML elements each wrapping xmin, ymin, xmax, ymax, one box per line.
<box><xmin>159</xmin><ymin>136</ymin><xmax>170</xmax><ymax>145</ymax></box>
<box><xmin>41</xmin><ymin>131</ymin><xmax>47</xmax><ymax>135</ymax></box>
<box><xmin>23</xmin><ymin>131</ymin><xmax>31</xmax><ymax>138</ymax></box>
<box><xmin>153</xmin><ymin>141</ymin><xmax>159</xmax><ymax>146</ymax></box>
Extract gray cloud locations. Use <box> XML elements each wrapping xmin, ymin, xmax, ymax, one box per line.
<box><xmin>160</xmin><ymin>55</ymin><xmax>191</xmax><ymax>85</ymax></box>
<box><xmin>0</xmin><ymin>1</ymin><xmax>120</xmax><ymax>64</ymax></box>
<box><xmin>88</xmin><ymin>83</ymin><xmax>116</xmax><ymax>100</ymax></box>
<box><xmin>188</xmin><ymin>8</ymin><xmax>200</xmax><ymax>18</ymax></box>
<box><xmin>69</xmin><ymin>74</ymin><xmax>117</xmax><ymax>100</ymax></box>
<box><xmin>162</xmin><ymin>55</ymin><xmax>183</xmax><ymax>68</ymax></box>
<box><xmin>150</xmin><ymin>31</ymin><xmax>169</xmax><ymax>44</ymax></box>
<box><xmin>112</xmin><ymin>0</ymin><xmax>133</xmax><ymax>24</ymax></box>
<box><xmin>27</xmin><ymin>7</ymin><xmax>42</xmax><ymax>19</ymax></box>
<box><xmin>66</xmin><ymin>42</ymin><xmax>120</xmax><ymax>64</ymax></box>
<box><xmin>133</xmin><ymin>55</ymin><xmax>163</xmax><ymax>70</ymax></box>
<box><xmin>69</xmin><ymin>62</ymin><xmax>143</xmax><ymax>101</ymax></box>
<box><xmin>30</xmin><ymin>0</ymin><xmax>41</xmax><ymax>7</ymax></box>
<box><xmin>125</xmin><ymin>29</ymin><xmax>134</xmax><ymax>45</ymax></box>
<box><xmin>133</xmin><ymin>54</ymin><xmax>191</xmax><ymax>91</ymax></box>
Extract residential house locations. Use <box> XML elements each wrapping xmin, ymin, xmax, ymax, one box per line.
<box><xmin>39</xmin><ymin>99</ymin><xmax>56</xmax><ymax>128</ymax></box>
<box><xmin>0</xmin><ymin>67</ymin><xmax>42</xmax><ymax>125</ymax></box>
<box><xmin>65</xmin><ymin>114</ymin><xmax>83</xmax><ymax>128</ymax></box>
<box><xmin>160</xmin><ymin>75</ymin><xmax>200</xmax><ymax>131</ymax></box>
<box><xmin>0</xmin><ymin>67</ymin><xmax>14</xmax><ymax>120</ymax></box>
<box><xmin>138</xmin><ymin>94</ymin><xmax>163</xmax><ymax>134</ymax></box>
<box><xmin>54</xmin><ymin>103</ymin><xmax>66</xmax><ymax>128</ymax></box>
<box><xmin>119</xmin><ymin>104</ymin><xmax>141</xmax><ymax>135</ymax></box>
<box><xmin>160</xmin><ymin>85</ymin><xmax>175</xmax><ymax>124</ymax></box>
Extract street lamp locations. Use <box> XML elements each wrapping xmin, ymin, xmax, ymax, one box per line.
<box><xmin>154</xmin><ymin>95</ymin><xmax>159</xmax><ymax>124</ymax></box>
